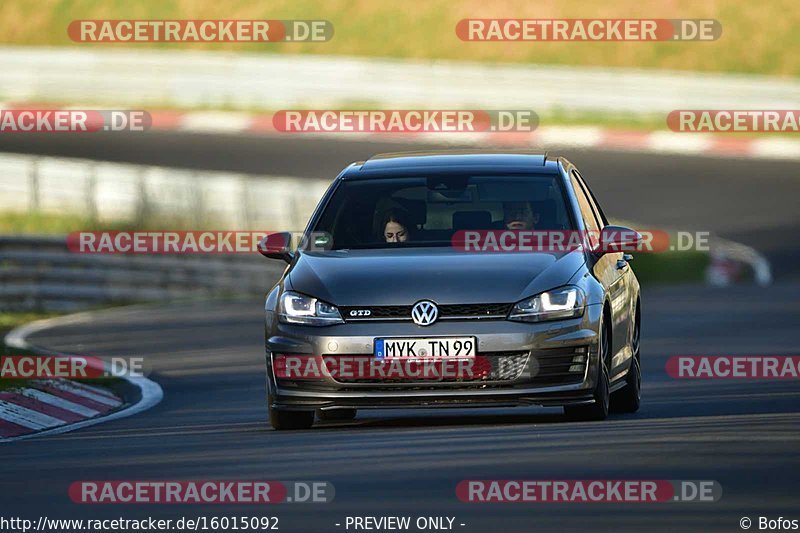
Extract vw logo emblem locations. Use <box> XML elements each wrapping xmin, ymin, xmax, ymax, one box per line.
<box><xmin>411</xmin><ymin>300</ymin><xmax>438</xmax><ymax>326</ymax></box>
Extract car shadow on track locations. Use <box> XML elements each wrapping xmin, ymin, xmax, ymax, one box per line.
<box><xmin>310</xmin><ymin>409</ymin><xmax>581</xmax><ymax>430</ymax></box>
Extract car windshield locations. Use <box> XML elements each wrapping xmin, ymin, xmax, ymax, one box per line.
<box><xmin>312</xmin><ymin>174</ymin><xmax>573</xmax><ymax>250</ymax></box>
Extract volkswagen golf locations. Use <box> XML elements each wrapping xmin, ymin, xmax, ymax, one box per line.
<box><xmin>260</xmin><ymin>151</ymin><xmax>642</xmax><ymax>429</ymax></box>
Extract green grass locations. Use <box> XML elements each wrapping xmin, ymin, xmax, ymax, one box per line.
<box><xmin>0</xmin><ymin>380</ymin><xmax>26</xmax><ymax>392</ymax></box>
<box><xmin>0</xmin><ymin>0</ymin><xmax>798</xmax><ymax>77</ymax></box>
<box><xmin>0</xmin><ymin>312</ymin><xmax>59</xmax><ymax>337</ymax></box>
<box><xmin>630</xmin><ymin>250</ymin><xmax>709</xmax><ymax>285</ymax></box>
<box><xmin>0</xmin><ymin>211</ymin><xmax>221</xmax><ymax>234</ymax></box>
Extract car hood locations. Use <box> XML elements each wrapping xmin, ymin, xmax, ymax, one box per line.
<box><xmin>286</xmin><ymin>247</ymin><xmax>586</xmax><ymax>306</ymax></box>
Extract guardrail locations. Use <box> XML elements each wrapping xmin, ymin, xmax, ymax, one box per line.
<box><xmin>0</xmin><ymin>235</ymin><xmax>284</xmax><ymax>312</ymax></box>
<box><xmin>0</xmin><ymin>153</ymin><xmax>331</xmax><ymax>229</ymax></box>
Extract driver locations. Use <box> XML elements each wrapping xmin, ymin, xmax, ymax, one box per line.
<box><xmin>503</xmin><ymin>201</ymin><xmax>539</xmax><ymax>230</ymax></box>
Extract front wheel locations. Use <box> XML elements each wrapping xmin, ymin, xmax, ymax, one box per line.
<box><xmin>564</xmin><ymin>316</ymin><xmax>610</xmax><ymax>421</ymax></box>
<box><xmin>611</xmin><ymin>356</ymin><xmax>641</xmax><ymax>413</ymax></box>
<box><xmin>611</xmin><ymin>309</ymin><xmax>641</xmax><ymax>413</ymax></box>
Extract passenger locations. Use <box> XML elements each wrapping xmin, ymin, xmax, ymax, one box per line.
<box><xmin>503</xmin><ymin>201</ymin><xmax>539</xmax><ymax>230</ymax></box>
<box><xmin>379</xmin><ymin>208</ymin><xmax>412</xmax><ymax>243</ymax></box>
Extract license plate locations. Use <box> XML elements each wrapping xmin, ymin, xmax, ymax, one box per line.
<box><xmin>374</xmin><ymin>337</ymin><xmax>476</xmax><ymax>359</ymax></box>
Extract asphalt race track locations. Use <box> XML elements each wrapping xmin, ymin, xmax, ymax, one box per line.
<box><xmin>2</xmin><ymin>132</ymin><xmax>799</xmax><ymax>532</ymax></box>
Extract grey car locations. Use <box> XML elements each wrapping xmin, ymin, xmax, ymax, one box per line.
<box><xmin>261</xmin><ymin>151</ymin><xmax>641</xmax><ymax>429</ymax></box>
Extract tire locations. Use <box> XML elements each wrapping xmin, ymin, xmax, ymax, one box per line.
<box><xmin>611</xmin><ymin>307</ymin><xmax>641</xmax><ymax>413</ymax></box>
<box><xmin>318</xmin><ymin>408</ymin><xmax>357</xmax><ymax>422</ymax></box>
<box><xmin>611</xmin><ymin>356</ymin><xmax>641</xmax><ymax>413</ymax></box>
<box><xmin>564</xmin><ymin>314</ymin><xmax>610</xmax><ymax>421</ymax></box>
<box><xmin>268</xmin><ymin>396</ymin><xmax>314</xmax><ymax>430</ymax></box>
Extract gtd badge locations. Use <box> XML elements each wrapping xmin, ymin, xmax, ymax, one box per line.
<box><xmin>349</xmin><ymin>309</ymin><xmax>371</xmax><ymax>317</ymax></box>
<box><xmin>411</xmin><ymin>301</ymin><xmax>438</xmax><ymax>326</ymax></box>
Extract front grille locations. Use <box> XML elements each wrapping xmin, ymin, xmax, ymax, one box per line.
<box><xmin>327</xmin><ymin>351</ymin><xmax>529</xmax><ymax>384</ymax></box>
<box><xmin>340</xmin><ymin>303</ymin><xmax>512</xmax><ymax>322</ymax></box>
<box><xmin>439</xmin><ymin>303</ymin><xmax>513</xmax><ymax>317</ymax></box>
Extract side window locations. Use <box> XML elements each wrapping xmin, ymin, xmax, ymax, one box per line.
<box><xmin>573</xmin><ymin>170</ymin><xmax>607</xmax><ymax>228</ymax></box>
<box><xmin>570</xmin><ymin>171</ymin><xmax>600</xmax><ymax>249</ymax></box>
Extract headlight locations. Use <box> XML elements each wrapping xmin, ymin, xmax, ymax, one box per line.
<box><xmin>508</xmin><ymin>286</ymin><xmax>586</xmax><ymax>323</ymax></box>
<box><xmin>279</xmin><ymin>291</ymin><xmax>344</xmax><ymax>326</ymax></box>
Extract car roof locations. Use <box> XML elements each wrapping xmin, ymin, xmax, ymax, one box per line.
<box><xmin>341</xmin><ymin>150</ymin><xmax>562</xmax><ymax>179</ymax></box>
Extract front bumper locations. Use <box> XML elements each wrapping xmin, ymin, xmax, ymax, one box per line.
<box><xmin>266</xmin><ymin>304</ymin><xmax>603</xmax><ymax>411</ymax></box>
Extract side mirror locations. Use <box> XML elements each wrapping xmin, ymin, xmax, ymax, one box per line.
<box><xmin>599</xmin><ymin>225</ymin><xmax>642</xmax><ymax>254</ymax></box>
<box><xmin>258</xmin><ymin>232</ymin><xmax>294</xmax><ymax>263</ymax></box>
